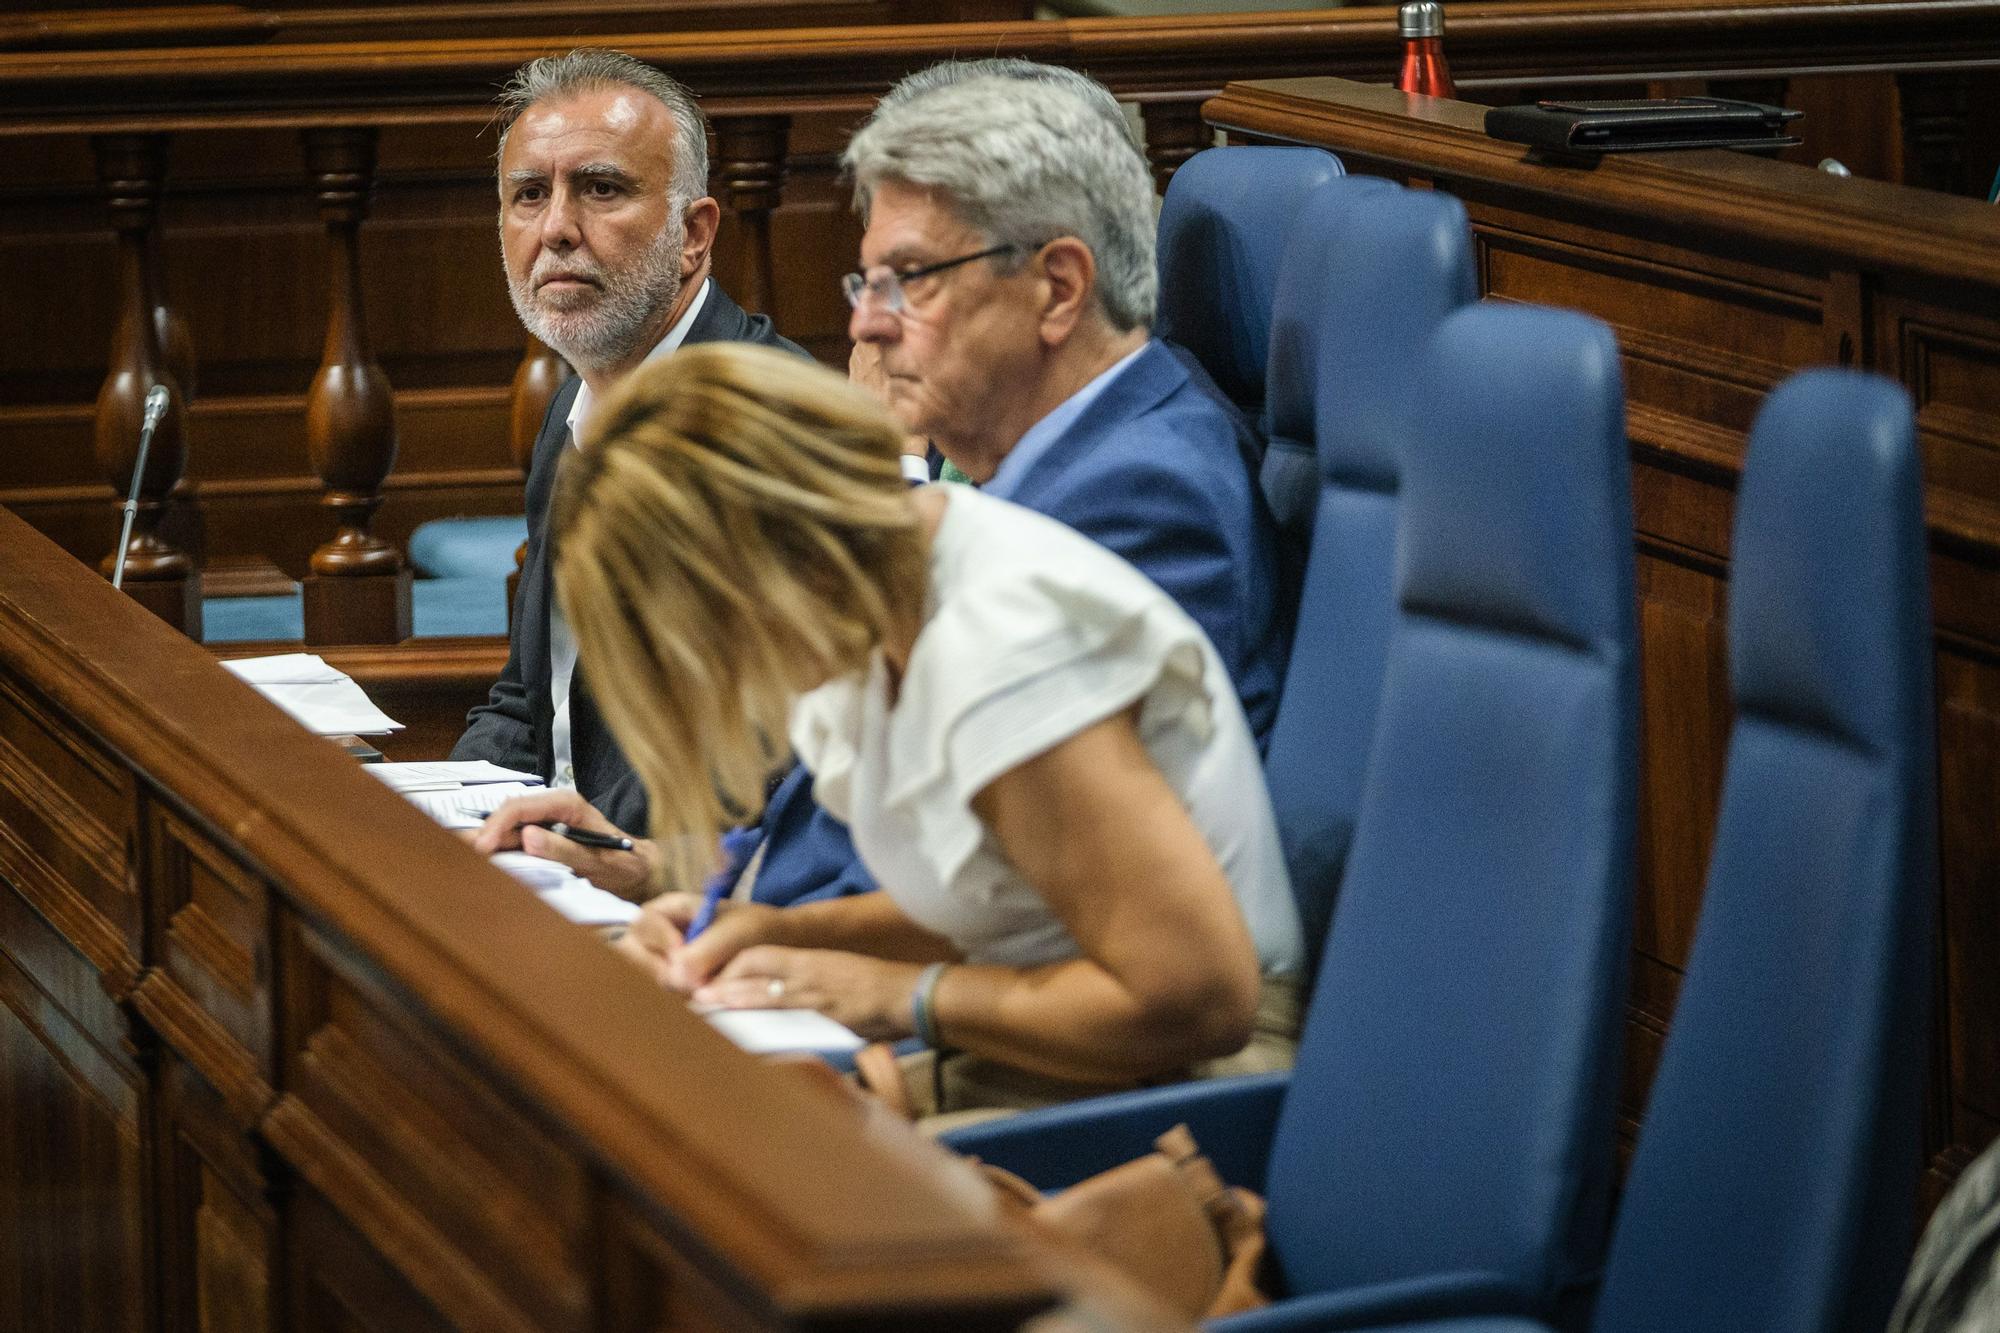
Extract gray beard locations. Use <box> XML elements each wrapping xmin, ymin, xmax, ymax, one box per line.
<box><xmin>506</xmin><ymin>215</ymin><xmax>684</xmax><ymax>374</ymax></box>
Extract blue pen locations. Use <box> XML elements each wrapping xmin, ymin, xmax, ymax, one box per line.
<box><xmin>683</xmin><ymin>825</ymin><xmax>760</xmax><ymax>943</ymax></box>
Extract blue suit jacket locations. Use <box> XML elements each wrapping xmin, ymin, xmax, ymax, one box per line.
<box><xmin>752</xmin><ymin>338</ymin><xmax>1291</xmax><ymax>907</ymax></box>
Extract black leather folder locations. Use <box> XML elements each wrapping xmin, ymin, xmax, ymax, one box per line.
<box><xmin>1484</xmin><ymin>97</ymin><xmax>1803</xmax><ymax>154</ymax></box>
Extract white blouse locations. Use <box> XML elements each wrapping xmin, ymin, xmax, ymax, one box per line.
<box><xmin>791</xmin><ymin>486</ymin><xmax>1302</xmax><ymax>978</ymax></box>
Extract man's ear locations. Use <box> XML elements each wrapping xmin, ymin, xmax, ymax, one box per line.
<box><xmin>680</xmin><ymin>196</ymin><xmax>723</xmax><ymax>280</ymax></box>
<box><xmin>1036</xmin><ymin>237</ymin><xmax>1097</xmax><ymax>347</ymax></box>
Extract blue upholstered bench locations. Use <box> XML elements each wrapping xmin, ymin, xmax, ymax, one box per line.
<box><xmin>202</xmin><ymin>515</ymin><xmax>526</xmax><ymax>644</ymax></box>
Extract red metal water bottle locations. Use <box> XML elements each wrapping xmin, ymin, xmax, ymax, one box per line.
<box><xmin>1397</xmin><ymin>0</ymin><xmax>1456</xmax><ymax>99</ymax></box>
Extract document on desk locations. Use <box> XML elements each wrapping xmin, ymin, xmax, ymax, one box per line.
<box><xmin>221</xmin><ymin>653</ymin><xmax>403</xmax><ymax>736</ymax></box>
<box><xmin>701</xmin><ymin>1007</ymin><xmax>866</xmax><ymax>1056</ymax></box>
<box><xmin>489</xmin><ymin>851</ymin><xmax>639</xmax><ymax>926</ymax></box>
<box><xmin>407</xmin><ymin>781</ymin><xmax>543</xmax><ymax>829</ymax></box>
<box><xmin>367</xmin><ymin>761</ymin><xmax>541</xmax><ymax>793</ymax></box>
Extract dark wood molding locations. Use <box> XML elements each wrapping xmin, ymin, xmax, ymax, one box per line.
<box><xmin>4</xmin><ymin>1</ymin><xmax>1999</xmax><ymax>133</ymax></box>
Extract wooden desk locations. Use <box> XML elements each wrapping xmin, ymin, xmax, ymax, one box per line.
<box><xmin>0</xmin><ymin>507</ymin><xmax>1121</xmax><ymax>1330</ymax></box>
<box><xmin>1208</xmin><ymin>75</ymin><xmax>2000</xmax><ymax>1212</ymax></box>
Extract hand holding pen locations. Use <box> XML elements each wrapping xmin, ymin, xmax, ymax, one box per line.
<box><xmin>471</xmin><ymin>789</ymin><xmax>650</xmax><ymax>897</ymax></box>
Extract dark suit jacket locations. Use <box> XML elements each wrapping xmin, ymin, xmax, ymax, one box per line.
<box><xmin>748</xmin><ymin>337</ymin><xmax>1291</xmax><ymax>907</ymax></box>
<box><xmin>993</xmin><ymin>339</ymin><xmax>1290</xmax><ymax>745</ymax></box>
<box><xmin>450</xmin><ymin>283</ymin><xmax>804</xmax><ymax>831</ymax></box>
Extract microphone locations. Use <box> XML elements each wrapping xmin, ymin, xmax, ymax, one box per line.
<box><xmin>111</xmin><ymin>384</ymin><xmax>171</xmax><ymax>591</ymax></box>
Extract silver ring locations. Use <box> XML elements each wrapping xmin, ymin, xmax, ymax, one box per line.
<box><xmin>766</xmin><ymin>978</ymin><xmax>784</xmax><ymax>1000</ymax></box>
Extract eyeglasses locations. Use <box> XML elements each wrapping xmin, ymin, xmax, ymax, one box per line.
<box><xmin>840</xmin><ymin>243</ymin><xmax>1021</xmax><ymax>313</ymax></box>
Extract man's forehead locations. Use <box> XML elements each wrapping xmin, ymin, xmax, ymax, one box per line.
<box><xmin>502</xmin><ymin>88</ymin><xmax>671</xmax><ymax>169</ymax></box>
<box><xmin>861</xmin><ymin>183</ymin><xmax>980</xmax><ymax>263</ymax></box>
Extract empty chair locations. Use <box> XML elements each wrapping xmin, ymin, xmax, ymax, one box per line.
<box><xmin>1261</xmin><ymin>180</ymin><xmax>1476</xmax><ymax>963</ymax></box>
<box><xmin>1306</xmin><ymin>368</ymin><xmax>1936</xmax><ymax>1333</ymax></box>
<box><xmin>1155</xmin><ymin>144</ymin><xmax>1347</xmax><ymax>436</ymax></box>
<box><xmin>948</xmin><ymin>302</ymin><xmax>1640</xmax><ymax>1332</ymax></box>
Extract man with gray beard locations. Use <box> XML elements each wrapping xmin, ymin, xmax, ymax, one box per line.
<box><xmin>453</xmin><ymin>49</ymin><xmax>804</xmax><ymax>835</ymax></box>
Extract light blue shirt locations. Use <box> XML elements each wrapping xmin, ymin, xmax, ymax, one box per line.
<box><xmin>982</xmin><ymin>341</ymin><xmax>1149</xmax><ymax>500</ymax></box>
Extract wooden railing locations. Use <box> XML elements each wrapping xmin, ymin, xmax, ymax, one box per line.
<box><xmin>0</xmin><ymin>502</ymin><xmax>1166</xmax><ymax>1332</ymax></box>
<box><xmin>1205</xmin><ymin>73</ymin><xmax>2000</xmax><ymax>1215</ymax></box>
<box><xmin>1</xmin><ymin>0</ymin><xmax>1995</xmax><ymax>645</ymax></box>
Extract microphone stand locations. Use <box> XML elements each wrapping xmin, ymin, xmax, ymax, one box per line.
<box><xmin>112</xmin><ymin>383</ymin><xmax>170</xmax><ymax>591</ymax></box>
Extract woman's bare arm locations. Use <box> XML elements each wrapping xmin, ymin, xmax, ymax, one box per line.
<box><xmin>692</xmin><ymin>708</ymin><xmax>1263</xmax><ymax>1081</ymax></box>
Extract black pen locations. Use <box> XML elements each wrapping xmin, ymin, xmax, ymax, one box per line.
<box><xmin>533</xmin><ymin>821</ymin><xmax>635</xmax><ymax>853</ymax></box>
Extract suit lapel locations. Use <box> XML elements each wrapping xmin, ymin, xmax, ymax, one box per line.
<box><xmin>1004</xmin><ymin>341</ymin><xmax>1186</xmax><ymax>503</ymax></box>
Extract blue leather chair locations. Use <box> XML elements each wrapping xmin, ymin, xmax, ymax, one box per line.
<box><xmin>1301</xmin><ymin>369</ymin><xmax>1936</xmax><ymax>1333</ymax></box>
<box><xmin>1261</xmin><ymin>181</ymin><xmax>1475</xmax><ymax>964</ymax></box>
<box><xmin>947</xmin><ymin>302</ymin><xmax>1639</xmax><ymax>1332</ymax></box>
<box><xmin>1155</xmin><ymin>145</ymin><xmax>1344</xmax><ymax>438</ymax></box>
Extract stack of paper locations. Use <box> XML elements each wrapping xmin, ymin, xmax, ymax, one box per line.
<box><xmin>405</xmin><ymin>781</ymin><xmax>545</xmax><ymax>830</ymax></box>
<box><xmin>221</xmin><ymin>654</ymin><xmax>403</xmax><ymax>736</ymax></box>
<box><xmin>490</xmin><ymin>851</ymin><xmax>640</xmax><ymax>927</ymax></box>
<box><xmin>365</xmin><ymin>760</ymin><xmax>538</xmax><ymax>793</ymax></box>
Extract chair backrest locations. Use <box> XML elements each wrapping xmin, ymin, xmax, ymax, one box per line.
<box><xmin>1263</xmin><ymin>303</ymin><xmax>1639</xmax><ymax>1316</ymax></box>
<box><xmin>1592</xmin><ymin>369</ymin><xmax>1935</xmax><ymax>1333</ymax></box>
<box><xmin>1154</xmin><ymin>145</ymin><xmax>1343</xmax><ymax>425</ymax></box>
<box><xmin>1261</xmin><ymin>181</ymin><xmax>1476</xmax><ymax>961</ymax></box>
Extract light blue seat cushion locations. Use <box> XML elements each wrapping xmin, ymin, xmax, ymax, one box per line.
<box><xmin>408</xmin><ymin>515</ymin><xmax>528</xmax><ymax>579</ymax></box>
<box><xmin>201</xmin><ymin>575</ymin><xmax>508</xmax><ymax>644</ymax></box>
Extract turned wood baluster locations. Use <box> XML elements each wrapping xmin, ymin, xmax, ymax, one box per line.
<box><xmin>1140</xmin><ymin>100</ymin><xmax>1211</xmax><ymax>197</ymax></box>
<box><xmin>92</xmin><ymin>132</ymin><xmax>200</xmax><ymax>636</ymax></box>
<box><xmin>1897</xmin><ymin>71</ymin><xmax>1972</xmax><ymax>196</ymax></box>
<box><xmin>712</xmin><ymin>115</ymin><xmax>789</xmax><ymax>318</ymax></box>
<box><xmin>300</xmin><ymin>127</ymin><xmax>410</xmax><ymax>645</ymax></box>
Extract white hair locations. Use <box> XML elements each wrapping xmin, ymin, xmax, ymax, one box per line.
<box><xmin>497</xmin><ymin>49</ymin><xmax>708</xmax><ymax>208</ymax></box>
<box><xmin>871</xmin><ymin>58</ymin><xmax>1140</xmax><ymax>157</ymax></box>
<box><xmin>843</xmin><ymin>76</ymin><xmax>1158</xmax><ymax>332</ymax></box>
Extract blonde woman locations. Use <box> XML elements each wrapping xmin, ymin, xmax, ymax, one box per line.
<box><xmin>536</xmin><ymin>342</ymin><xmax>1302</xmax><ymax>1117</ymax></box>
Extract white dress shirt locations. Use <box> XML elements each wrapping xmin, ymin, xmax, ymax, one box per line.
<box><xmin>548</xmin><ymin>279</ymin><xmax>711</xmax><ymax>787</ymax></box>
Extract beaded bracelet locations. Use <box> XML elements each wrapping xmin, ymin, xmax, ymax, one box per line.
<box><xmin>911</xmin><ymin>962</ymin><xmax>949</xmax><ymax>1049</ymax></box>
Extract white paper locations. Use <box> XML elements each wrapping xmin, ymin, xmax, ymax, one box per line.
<box><xmin>536</xmin><ymin>881</ymin><xmax>641</xmax><ymax>927</ymax></box>
<box><xmin>221</xmin><ymin>653</ymin><xmax>344</xmax><ymax>684</ymax></box>
<box><xmin>222</xmin><ymin>654</ymin><xmax>404</xmax><ymax>735</ymax></box>
<box><xmin>485</xmin><ymin>852</ymin><xmax>640</xmax><ymax>926</ymax></box>
<box><xmin>409</xmin><ymin>782</ymin><xmax>542</xmax><ymax>830</ymax></box>
<box><xmin>488</xmin><ymin>849</ymin><xmax>577</xmax><ymax>891</ymax></box>
<box><xmin>702</xmin><ymin>1007</ymin><xmax>866</xmax><ymax>1056</ymax></box>
<box><xmin>367</xmin><ymin>761</ymin><xmax>542</xmax><ymax>793</ymax></box>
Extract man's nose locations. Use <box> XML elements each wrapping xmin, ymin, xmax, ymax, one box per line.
<box><xmin>539</xmin><ymin>189</ymin><xmax>583</xmax><ymax>250</ymax></box>
<box><xmin>848</xmin><ymin>295</ymin><xmax>897</xmax><ymax>345</ymax></box>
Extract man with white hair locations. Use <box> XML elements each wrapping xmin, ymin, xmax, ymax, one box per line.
<box><xmin>453</xmin><ymin>49</ymin><xmax>805</xmax><ymax>835</ymax></box>
<box><xmin>845</xmin><ymin>74</ymin><xmax>1289</xmax><ymax>743</ymax></box>
<box><xmin>481</xmin><ymin>65</ymin><xmax>1290</xmax><ymax>924</ymax></box>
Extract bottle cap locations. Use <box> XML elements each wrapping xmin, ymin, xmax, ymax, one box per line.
<box><xmin>1399</xmin><ymin>0</ymin><xmax>1445</xmax><ymax>38</ymax></box>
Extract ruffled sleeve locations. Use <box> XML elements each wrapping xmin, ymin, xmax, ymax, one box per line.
<box><xmin>884</xmin><ymin>567</ymin><xmax>1216</xmax><ymax>904</ymax></box>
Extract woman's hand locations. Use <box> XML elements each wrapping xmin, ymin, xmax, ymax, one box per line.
<box><xmin>695</xmin><ymin>946</ymin><xmax>923</xmax><ymax>1042</ymax></box>
<box><xmin>613</xmin><ymin>893</ymin><xmax>788</xmax><ymax>993</ymax></box>
<box><xmin>470</xmin><ymin>789</ymin><xmax>657</xmax><ymax>898</ymax></box>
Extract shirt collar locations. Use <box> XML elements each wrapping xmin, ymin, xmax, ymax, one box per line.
<box><xmin>982</xmin><ymin>339</ymin><xmax>1149</xmax><ymax>500</ymax></box>
<box><xmin>565</xmin><ymin>276</ymin><xmax>712</xmax><ymax>444</ymax></box>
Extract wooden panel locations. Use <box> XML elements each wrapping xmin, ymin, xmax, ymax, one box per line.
<box><xmin>287</xmin><ymin>1184</ymin><xmax>457</xmax><ymax>1333</ymax></box>
<box><xmin>135</xmin><ymin>800</ymin><xmax>276</xmax><ymax>1124</ymax></box>
<box><xmin>0</xmin><ymin>891</ymin><xmax>148</xmax><ymax>1333</ymax></box>
<box><xmin>157</xmin><ymin>1053</ymin><xmax>280</xmax><ymax>1333</ymax></box>
<box><xmin>0</xmin><ymin>666</ymin><xmax>136</xmax><ymax>979</ymax></box>
<box><xmin>271</xmin><ymin>917</ymin><xmax>592</xmax><ymax>1333</ymax></box>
